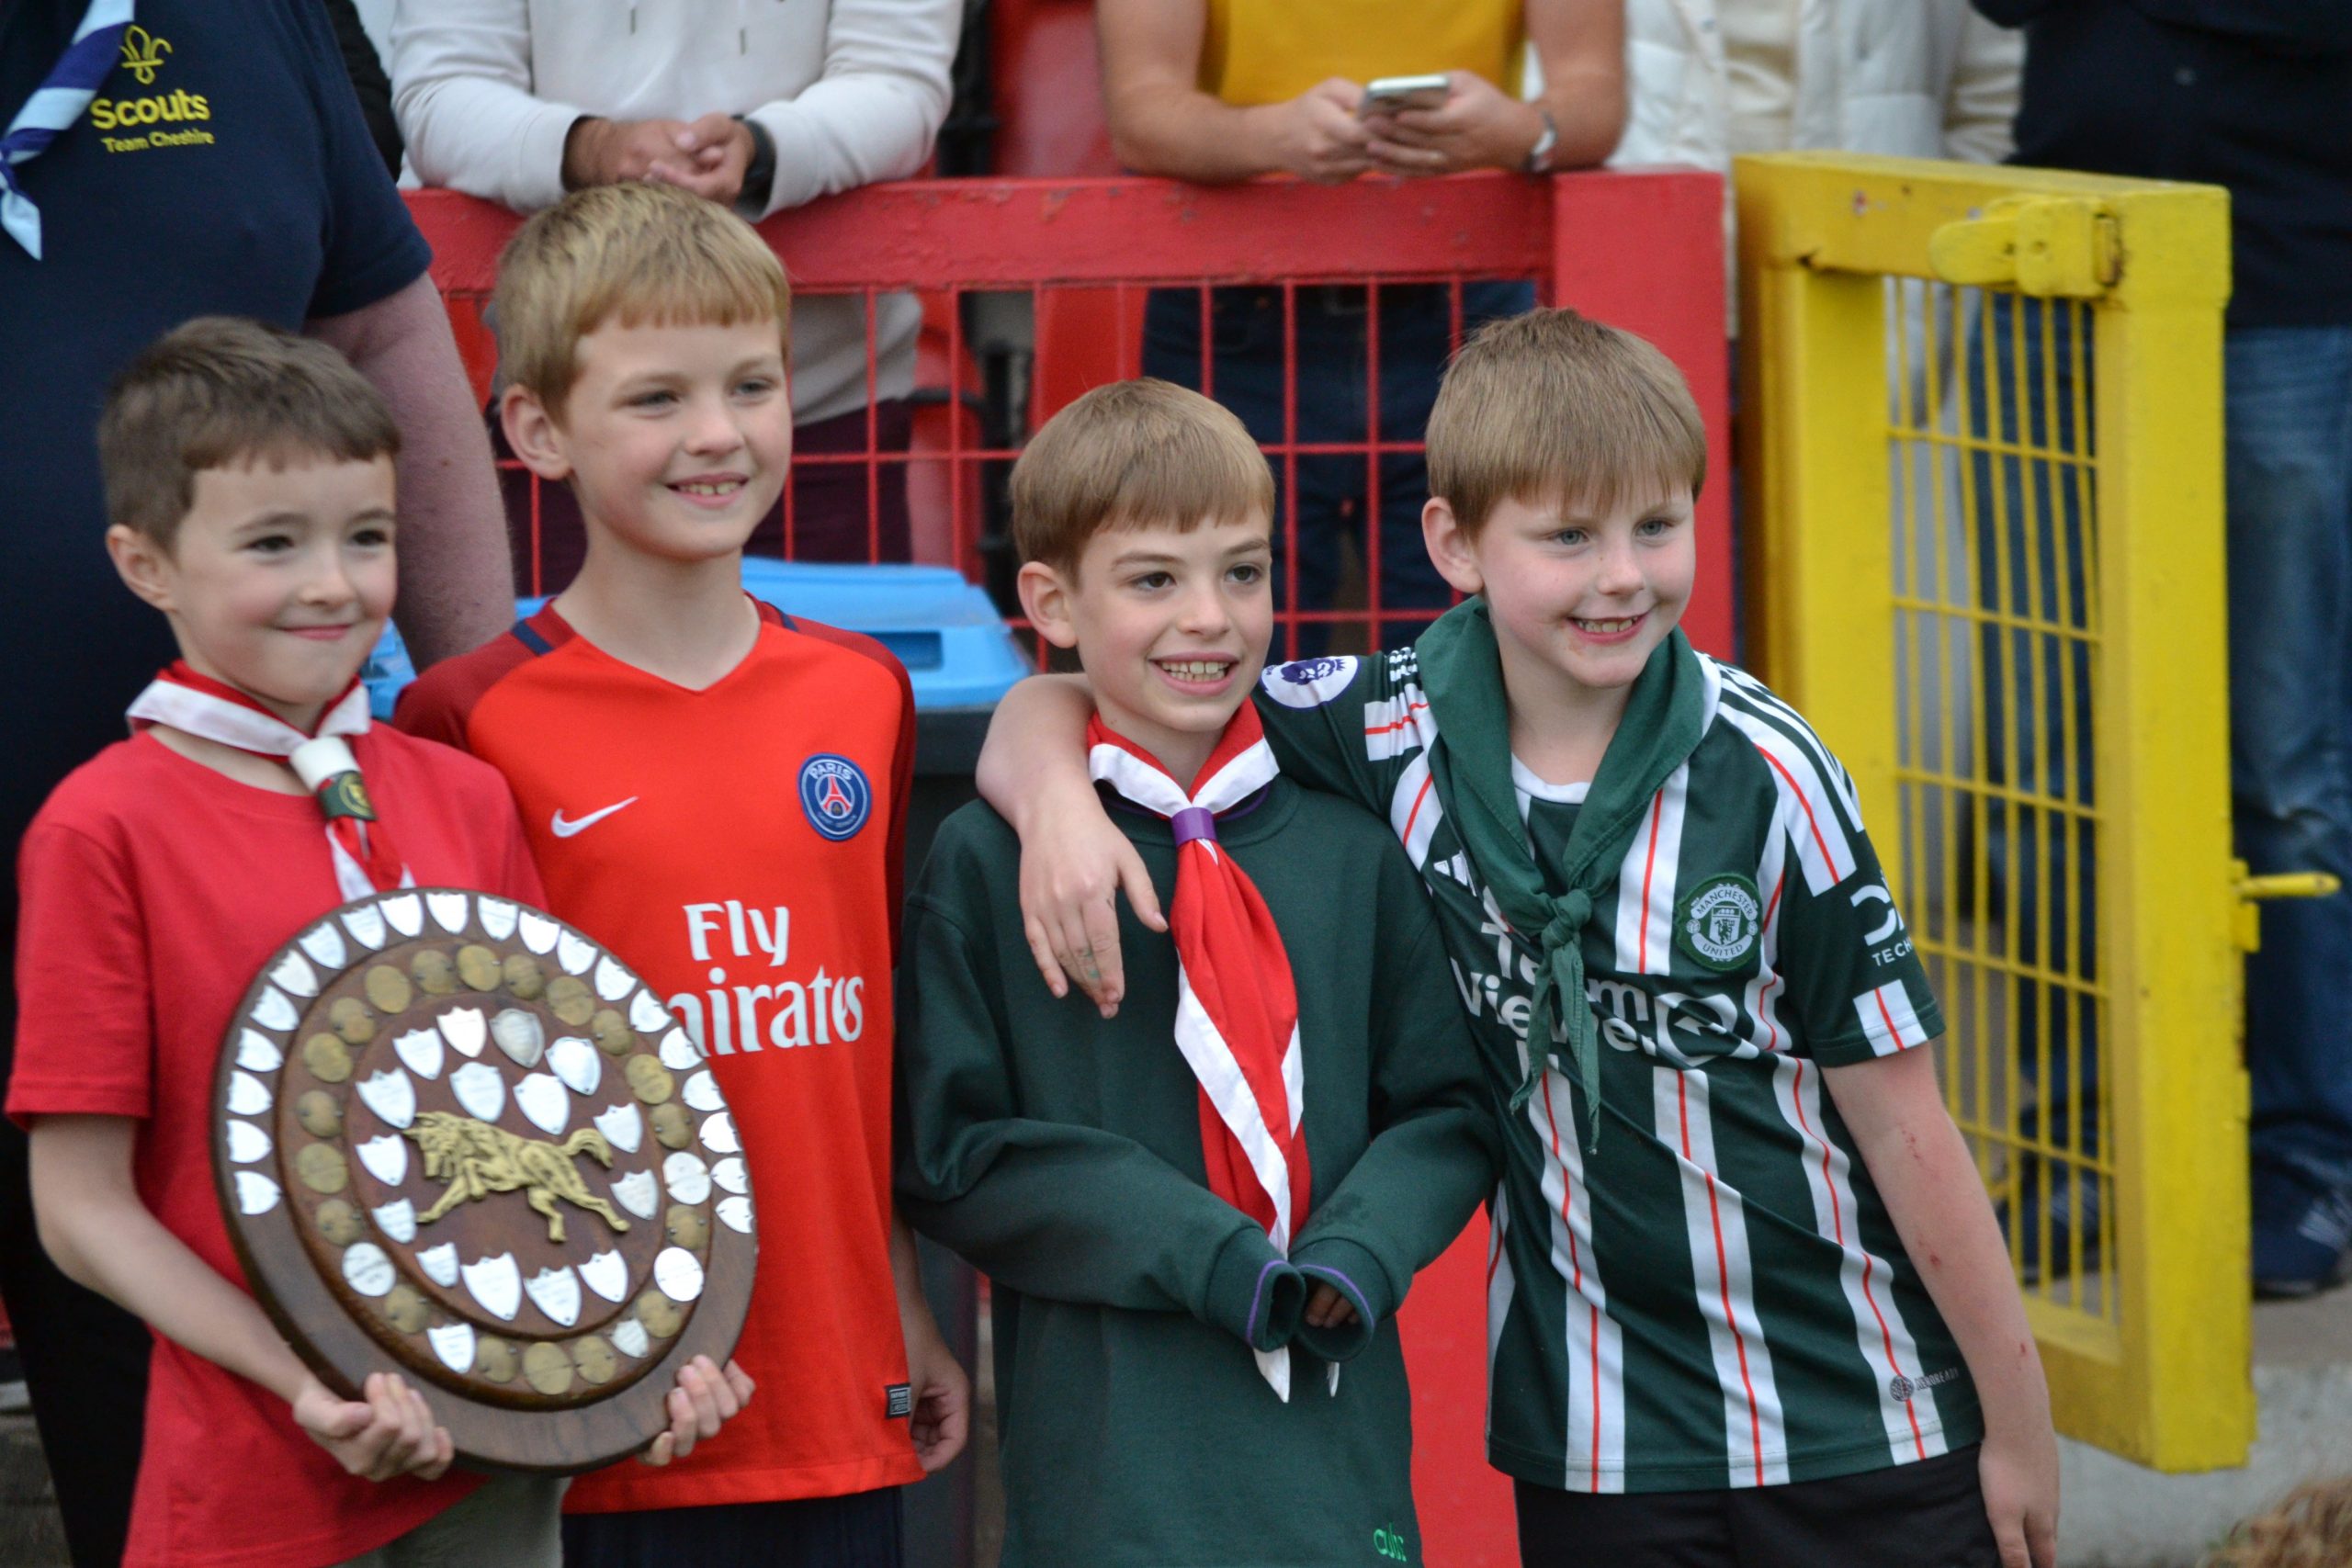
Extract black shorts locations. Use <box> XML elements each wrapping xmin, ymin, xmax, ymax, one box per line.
<box><xmin>560</xmin><ymin>1486</ymin><xmax>902</xmax><ymax>1568</ymax></box>
<box><xmin>1516</xmin><ymin>1445</ymin><xmax>2001</xmax><ymax>1568</ymax></box>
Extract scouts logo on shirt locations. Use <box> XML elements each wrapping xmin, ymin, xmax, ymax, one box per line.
<box><xmin>88</xmin><ymin>27</ymin><xmax>215</xmax><ymax>152</ymax></box>
<box><xmin>1675</xmin><ymin>873</ymin><xmax>1762</xmax><ymax>973</ymax></box>
<box><xmin>797</xmin><ymin>754</ymin><xmax>872</xmax><ymax>841</ymax></box>
<box><xmin>1261</xmin><ymin>655</ymin><xmax>1359</xmax><ymax>708</ymax></box>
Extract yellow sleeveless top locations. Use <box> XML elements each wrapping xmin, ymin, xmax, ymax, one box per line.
<box><xmin>1198</xmin><ymin>0</ymin><xmax>1523</xmax><ymax>107</ymax></box>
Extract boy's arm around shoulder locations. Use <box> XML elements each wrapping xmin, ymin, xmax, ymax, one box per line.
<box><xmin>1289</xmin><ymin>834</ymin><xmax>1498</xmax><ymax>1363</ymax></box>
<box><xmin>1824</xmin><ymin>1049</ymin><xmax>2058</xmax><ymax>1568</ymax></box>
<box><xmin>892</xmin><ymin>811</ymin><xmax>1306</xmax><ymax>1354</ymax></box>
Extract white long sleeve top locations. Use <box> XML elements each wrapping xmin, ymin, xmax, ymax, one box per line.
<box><xmin>390</xmin><ymin>0</ymin><xmax>961</xmax><ymax>424</ymax></box>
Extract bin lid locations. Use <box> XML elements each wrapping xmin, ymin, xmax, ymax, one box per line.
<box><xmin>364</xmin><ymin>563</ymin><xmax>1033</xmax><ymax>718</ymax></box>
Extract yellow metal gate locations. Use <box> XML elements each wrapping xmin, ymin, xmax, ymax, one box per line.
<box><xmin>1734</xmin><ymin>152</ymin><xmax>2264</xmax><ymax>1470</ymax></box>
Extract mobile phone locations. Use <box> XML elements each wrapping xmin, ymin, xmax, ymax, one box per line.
<box><xmin>1359</xmin><ymin>73</ymin><xmax>1452</xmax><ymax>117</ymax></box>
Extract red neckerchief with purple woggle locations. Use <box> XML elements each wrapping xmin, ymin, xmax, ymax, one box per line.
<box><xmin>1086</xmin><ymin>701</ymin><xmax>1312</xmax><ymax>1399</ymax></box>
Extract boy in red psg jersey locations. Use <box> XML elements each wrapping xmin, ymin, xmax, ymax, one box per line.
<box><xmin>12</xmin><ymin>317</ymin><xmax>749</xmax><ymax>1568</ymax></box>
<box><xmin>398</xmin><ymin>184</ymin><xmax>968</xmax><ymax>1568</ymax></box>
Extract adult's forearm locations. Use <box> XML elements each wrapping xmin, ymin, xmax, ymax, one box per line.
<box><xmin>311</xmin><ymin>274</ymin><xmax>514</xmax><ymax>668</ymax></box>
<box><xmin>1538</xmin><ymin>71</ymin><xmax>1625</xmax><ymax>169</ymax></box>
<box><xmin>1109</xmin><ymin>92</ymin><xmax>1289</xmax><ymax>183</ymax></box>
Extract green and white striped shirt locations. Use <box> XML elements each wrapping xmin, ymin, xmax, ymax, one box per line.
<box><xmin>1254</xmin><ymin>645</ymin><xmax>1981</xmax><ymax>1494</ymax></box>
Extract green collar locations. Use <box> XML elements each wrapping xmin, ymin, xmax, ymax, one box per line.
<box><xmin>1416</xmin><ymin>598</ymin><xmax>1708</xmax><ymax>1145</ymax></box>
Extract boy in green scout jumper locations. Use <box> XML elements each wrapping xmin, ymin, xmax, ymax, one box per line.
<box><xmin>978</xmin><ymin>311</ymin><xmax>2061</xmax><ymax>1568</ymax></box>
<box><xmin>893</xmin><ymin>378</ymin><xmax>1494</xmax><ymax>1568</ymax></box>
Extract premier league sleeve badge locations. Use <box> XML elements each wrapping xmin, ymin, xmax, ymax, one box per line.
<box><xmin>212</xmin><ymin>889</ymin><xmax>757</xmax><ymax>1471</ymax></box>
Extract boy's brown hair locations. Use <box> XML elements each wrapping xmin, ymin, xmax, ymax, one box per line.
<box><xmin>2205</xmin><ymin>1478</ymin><xmax>2352</xmax><ymax>1568</ymax></box>
<box><xmin>98</xmin><ymin>316</ymin><xmax>402</xmax><ymax>550</ymax></box>
<box><xmin>1012</xmin><ymin>378</ymin><xmax>1274</xmax><ymax>573</ymax></box>
<box><xmin>1426</xmin><ymin>308</ymin><xmax>1706</xmax><ymax>536</ymax></box>
<box><xmin>494</xmin><ymin>182</ymin><xmax>793</xmax><ymax>419</ymax></box>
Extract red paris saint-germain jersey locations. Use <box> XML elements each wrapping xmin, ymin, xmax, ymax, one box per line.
<box><xmin>399</xmin><ymin>599</ymin><xmax>922</xmax><ymax>1510</ymax></box>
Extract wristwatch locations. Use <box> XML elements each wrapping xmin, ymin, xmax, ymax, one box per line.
<box><xmin>1523</xmin><ymin>108</ymin><xmax>1559</xmax><ymax>175</ymax></box>
<box><xmin>733</xmin><ymin>115</ymin><xmax>777</xmax><ymax>216</ymax></box>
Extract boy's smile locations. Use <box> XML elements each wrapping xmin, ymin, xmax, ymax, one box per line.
<box><xmin>1021</xmin><ymin>514</ymin><xmax>1275</xmax><ymax>790</ymax></box>
<box><xmin>506</xmin><ymin>318</ymin><xmax>792</xmax><ymax>563</ymax></box>
<box><xmin>1426</xmin><ymin>485</ymin><xmax>1697</xmax><ymax>740</ymax></box>
<box><xmin>107</xmin><ymin>453</ymin><xmax>398</xmax><ymax>732</ymax></box>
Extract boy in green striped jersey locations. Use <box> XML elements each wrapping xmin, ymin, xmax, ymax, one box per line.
<box><xmin>976</xmin><ymin>310</ymin><xmax>2058</xmax><ymax>1568</ymax></box>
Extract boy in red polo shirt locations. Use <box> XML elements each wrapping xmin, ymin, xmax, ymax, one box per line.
<box><xmin>12</xmin><ymin>317</ymin><xmax>748</xmax><ymax>1568</ymax></box>
<box><xmin>399</xmin><ymin>183</ymin><xmax>967</xmax><ymax>1568</ymax></box>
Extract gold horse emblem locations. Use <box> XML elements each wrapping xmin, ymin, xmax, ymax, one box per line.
<box><xmin>119</xmin><ymin>27</ymin><xmax>172</xmax><ymax>86</ymax></box>
<box><xmin>404</xmin><ymin>1111</ymin><xmax>631</xmax><ymax>1244</ymax></box>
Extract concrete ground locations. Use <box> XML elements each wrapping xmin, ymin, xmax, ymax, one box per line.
<box><xmin>2058</xmin><ymin>1285</ymin><xmax>2352</xmax><ymax>1568</ymax></box>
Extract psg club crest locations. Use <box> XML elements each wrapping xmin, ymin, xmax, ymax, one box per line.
<box><xmin>797</xmin><ymin>754</ymin><xmax>872</xmax><ymax>841</ymax></box>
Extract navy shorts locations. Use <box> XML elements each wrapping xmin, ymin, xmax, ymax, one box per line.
<box><xmin>561</xmin><ymin>1486</ymin><xmax>902</xmax><ymax>1568</ymax></box>
<box><xmin>1515</xmin><ymin>1445</ymin><xmax>2002</xmax><ymax>1568</ymax></box>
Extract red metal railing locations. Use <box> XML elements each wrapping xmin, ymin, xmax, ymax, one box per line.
<box><xmin>409</xmin><ymin>170</ymin><xmax>1731</xmax><ymax>660</ymax></box>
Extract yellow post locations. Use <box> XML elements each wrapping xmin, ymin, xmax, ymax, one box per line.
<box><xmin>1735</xmin><ymin>152</ymin><xmax>2250</xmax><ymax>1470</ymax></box>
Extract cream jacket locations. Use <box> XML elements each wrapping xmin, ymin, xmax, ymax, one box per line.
<box><xmin>390</xmin><ymin>0</ymin><xmax>961</xmax><ymax>423</ymax></box>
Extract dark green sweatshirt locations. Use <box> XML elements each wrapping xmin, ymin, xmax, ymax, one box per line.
<box><xmin>895</xmin><ymin>778</ymin><xmax>1495</xmax><ymax>1568</ymax></box>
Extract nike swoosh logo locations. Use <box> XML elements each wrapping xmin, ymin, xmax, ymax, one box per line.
<box><xmin>550</xmin><ymin>797</ymin><xmax>639</xmax><ymax>838</ymax></box>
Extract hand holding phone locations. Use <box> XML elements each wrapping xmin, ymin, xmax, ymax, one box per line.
<box><xmin>1358</xmin><ymin>73</ymin><xmax>1453</xmax><ymax>118</ymax></box>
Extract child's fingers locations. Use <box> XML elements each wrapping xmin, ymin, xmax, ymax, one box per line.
<box><xmin>1115</xmin><ymin>843</ymin><xmax>1167</xmax><ymax>934</ymax></box>
<box><xmin>721</xmin><ymin>1359</ymin><xmax>757</xmax><ymax>1407</ymax></box>
<box><xmin>640</xmin><ymin>1430</ymin><xmax>676</xmax><ymax>1467</ymax></box>
<box><xmin>1021</xmin><ymin>913</ymin><xmax>1073</xmax><ymax>999</ymax></box>
<box><xmin>414</xmin><ymin>1427</ymin><xmax>456</xmax><ymax>1483</ymax></box>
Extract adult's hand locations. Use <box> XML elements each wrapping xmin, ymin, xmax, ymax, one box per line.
<box><xmin>1363</xmin><ymin>71</ymin><xmax>1545</xmax><ymax>176</ymax></box>
<box><xmin>1265</xmin><ymin>79</ymin><xmax>1375</xmax><ymax>184</ymax></box>
<box><xmin>645</xmin><ymin>113</ymin><xmax>758</xmax><ymax>208</ymax></box>
<box><xmin>561</xmin><ymin>116</ymin><xmax>702</xmax><ymax>190</ymax></box>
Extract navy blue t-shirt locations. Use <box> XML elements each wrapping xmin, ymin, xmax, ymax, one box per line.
<box><xmin>0</xmin><ymin>0</ymin><xmax>430</xmax><ymax>983</ymax></box>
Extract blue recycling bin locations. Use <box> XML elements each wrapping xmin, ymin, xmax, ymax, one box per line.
<box><xmin>364</xmin><ymin>562</ymin><xmax>1024</xmax><ymax>1565</ymax></box>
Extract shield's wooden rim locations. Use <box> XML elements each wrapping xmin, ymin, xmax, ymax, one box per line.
<box><xmin>211</xmin><ymin>889</ymin><xmax>756</xmax><ymax>1473</ymax></box>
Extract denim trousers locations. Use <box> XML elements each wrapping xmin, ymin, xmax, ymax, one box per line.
<box><xmin>1141</xmin><ymin>280</ymin><xmax>1533</xmax><ymax>655</ymax></box>
<box><xmin>1974</xmin><ymin>304</ymin><xmax>2352</xmax><ymax>1203</ymax></box>
<box><xmin>2226</xmin><ymin>324</ymin><xmax>2352</xmax><ymax>1199</ymax></box>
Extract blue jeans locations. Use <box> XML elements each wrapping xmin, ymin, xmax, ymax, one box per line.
<box><xmin>2227</xmin><ymin>325</ymin><xmax>2352</xmax><ymax>1200</ymax></box>
<box><xmin>1142</xmin><ymin>280</ymin><xmax>1533</xmax><ymax>655</ymax></box>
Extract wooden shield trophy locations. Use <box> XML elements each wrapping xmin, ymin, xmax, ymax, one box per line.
<box><xmin>212</xmin><ymin>888</ymin><xmax>756</xmax><ymax>1472</ymax></box>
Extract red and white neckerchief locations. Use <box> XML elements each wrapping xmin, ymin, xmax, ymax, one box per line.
<box><xmin>128</xmin><ymin>661</ymin><xmax>413</xmax><ymax>902</ymax></box>
<box><xmin>1088</xmin><ymin>704</ymin><xmax>1313</xmax><ymax>1400</ymax></box>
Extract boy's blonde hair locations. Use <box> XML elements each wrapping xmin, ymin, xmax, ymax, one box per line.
<box><xmin>1012</xmin><ymin>378</ymin><xmax>1274</xmax><ymax>574</ymax></box>
<box><xmin>97</xmin><ymin>316</ymin><xmax>401</xmax><ymax>550</ymax></box>
<box><xmin>493</xmin><ymin>182</ymin><xmax>793</xmax><ymax>418</ymax></box>
<box><xmin>1426</xmin><ymin>308</ymin><xmax>1706</xmax><ymax>536</ymax></box>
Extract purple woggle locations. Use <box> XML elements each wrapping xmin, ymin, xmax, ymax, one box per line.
<box><xmin>1170</xmin><ymin>807</ymin><xmax>1218</xmax><ymax>847</ymax></box>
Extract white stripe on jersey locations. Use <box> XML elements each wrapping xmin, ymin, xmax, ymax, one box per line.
<box><xmin>1363</xmin><ymin>683</ymin><xmax>1433</xmax><ymax>761</ymax></box>
<box><xmin>1612</xmin><ymin>767</ymin><xmax>1690</xmax><ymax>976</ymax></box>
<box><xmin>1388</xmin><ymin>754</ymin><xmax>1445</xmax><ymax>873</ymax></box>
<box><xmin>1715</xmin><ymin>666</ymin><xmax>1861</xmax><ymax>824</ymax></box>
<box><xmin>1655</xmin><ymin>1067</ymin><xmax>1791</xmax><ymax>1488</ymax></box>
<box><xmin>1738</xmin><ymin>816</ymin><xmax>1794</xmax><ymax>1055</ymax></box>
<box><xmin>1717</xmin><ymin>701</ymin><xmax>1858</xmax><ymax>894</ymax></box>
<box><xmin>1487</xmin><ymin>1182</ymin><xmax>1515</xmax><ymax>1375</ymax></box>
<box><xmin>1770</xmin><ymin>1056</ymin><xmax>1947</xmax><ymax>1463</ymax></box>
<box><xmin>1532</xmin><ymin>1070</ymin><xmax>1626</xmax><ymax>1493</ymax></box>
<box><xmin>1853</xmin><ymin>978</ymin><xmax>1930</xmax><ymax>1056</ymax></box>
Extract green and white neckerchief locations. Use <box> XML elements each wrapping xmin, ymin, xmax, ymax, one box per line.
<box><xmin>1415</xmin><ymin>599</ymin><xmax>1708</xmax><ymax>1148</ymax></box>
